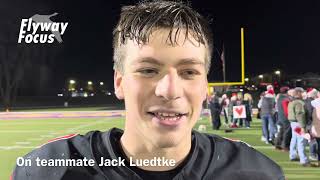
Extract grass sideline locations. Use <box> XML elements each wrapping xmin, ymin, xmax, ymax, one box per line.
<box><xmin>1</xmin><ymin>112</ymin><xmax>319</xmax><ymax>179</ymax></box>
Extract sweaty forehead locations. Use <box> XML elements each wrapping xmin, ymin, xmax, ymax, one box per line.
<box><xmin>123</xmin><ymin>29</ymin><xmax>206</xmax><ymax>65</ymax></box>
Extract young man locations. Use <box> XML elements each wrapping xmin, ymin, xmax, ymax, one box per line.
<box><xmin>12</xmin><ymin>1</ymin><xmax>285</xmax><ymax>179</ymax></box>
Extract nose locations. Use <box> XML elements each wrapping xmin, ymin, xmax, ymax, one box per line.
<box><xmin>155</xmin><ymin>69</ymin><xmax>182</xmax><ymax>100</ymax></box>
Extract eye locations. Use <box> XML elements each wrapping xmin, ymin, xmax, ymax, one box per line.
<box><xmin>180</xmin><ymin>69</ymin><xmax>200</xmax><ymax>79</ymax></box>
<box><xmin>137</xmin><ymin>68</ymin><xmax>159</xmax><ymax>77</ymax></box>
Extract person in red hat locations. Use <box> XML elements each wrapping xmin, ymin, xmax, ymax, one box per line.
<box><xmin>259</xmin><ymin>88</ymin><xmax>276</xmax><ymax>144</ymax></box>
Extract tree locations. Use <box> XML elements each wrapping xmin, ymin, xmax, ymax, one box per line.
<box><xmin>0</xmin><ymin>0</ymin><xmax>60</xmax><ymax>110</ymax></box>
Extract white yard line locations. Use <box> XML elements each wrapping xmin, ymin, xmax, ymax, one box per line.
<box><xmin>0</xmin><ymin>146</ymin><xmax>38</xmax><ymax>150</ymax></box>
<box><xmin>284</xmin><ymin>168</ymin><xmax>320</xmax><ymax>171</ymax></box>
<box><xmin>39</xmin><ymin>135</ymin><xmax>55</xmax><ymax>138</ymax></box>
<box><xmin>28</xmin><ymin>138</ymin><xmax>44</xmax><ymax>141</ymax></box>
<box><xmin>1</xmin><ymin>122</ymin><xmax>99</xmax><ymax>125</ymax></box>
<box><xmin>65</xmin><ymin>120</ymin><xmax>109</xmax><ymax>133</ymax></box>
<box><xmin>1</xmin><ymin>119</ymin><xmax>113</xmax><ymax>151</ymax></box>
<box><xmin>15</xmin><ymin>142</ymin><xmax>31</xmax><ymax>145</ymax></box>
<box><xmin>0</xmin><ymin>130</ymin><xmax>55</xmax><ymax>133</ymax></box>
<box><xmin>252</xmin><ymin>146</ymin><xmax>274</xmax><ymax>149</ymax></box>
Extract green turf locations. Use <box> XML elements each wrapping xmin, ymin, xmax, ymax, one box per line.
<box><xmin>0</xmin><ymin>116</ymin><xmax>319</xmax><ymax>179</ymax></box>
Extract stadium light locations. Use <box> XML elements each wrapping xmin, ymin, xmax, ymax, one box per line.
<box><xmin>69</xmin><ymin>80</ymin><xmax>76</xmax><ymax>84</ymax></box>
<box><xmin>275</xmin><ymin>70</ymin><xmax>281</xmax><ymax>75</ymax></box>
<box><xmin>100</xmin><ymin>82</ymin><xmax>104</xmax><ymax>86</ymax></box>
<box><xmin>245</xmin><ymin>78</ymin><xmax>249</xmax><ymax>82</ymax></box>
<box><xmin>88</xmin><ymin>81</ymin><xmax>93</xmax><ymax>85</ymax></box>
<box><xmin>258</xmin><ymin>75</ymin><xmax>263</xmax><ymax>79</ymax></box>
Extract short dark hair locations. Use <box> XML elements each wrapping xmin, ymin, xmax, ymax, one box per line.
<box><xmin>113</xmin><ymin>0</ymin><xmax>213</xmax><ymax>73</ymax></box>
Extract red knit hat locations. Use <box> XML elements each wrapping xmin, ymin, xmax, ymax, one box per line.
<box><xmin>267</xmin><ymin>89</ymin><xmax>275</xmax><ymax>95</ymax></box>
<box><xmin>307</xmin><ymin>88</ymin><xmax>314</xmax><ymax>93</ymax></box>
<box><xmin>307</xmin><ymin>88</ymin><xmax>318</xmax><ymax>98</ymax></box>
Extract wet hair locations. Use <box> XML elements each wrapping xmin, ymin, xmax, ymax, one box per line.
<box><xmin>113</xmin><ymin>0</ymin><xmax>213</xmax><ymax>73</ymax></box>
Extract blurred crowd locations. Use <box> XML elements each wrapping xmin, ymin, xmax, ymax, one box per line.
<box><xmin>206</xmin><ymin>85</ymin><xmax>320</xmax><ymax>167</ymax></box>
<box><xmin>207</xmin><ymin>91</ymin><xmax>253</xmax><ymax>130</ymax></box>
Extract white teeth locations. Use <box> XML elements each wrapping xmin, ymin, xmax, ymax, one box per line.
<box><xmin>154</xmin><ymin>112</ymin><xmax>182</xmax><ymax>121</ymax></box>
<box><xmin>156</xmin><ymin>112</ymin><xmax>179</xmax><ymax>117</ymax></box>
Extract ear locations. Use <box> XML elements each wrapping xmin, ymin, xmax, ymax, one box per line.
<box><xmin>114</xmin><ymin>70</ymin><xmax>124</xmax><ymax>100</ymax></box>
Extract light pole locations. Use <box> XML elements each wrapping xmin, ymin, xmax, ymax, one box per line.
<box><xmin>69</xmin><ymin>79</ymin><xmax>76</xmax><ymax>91</ymax></box>
<box><xmin>87</xmin><ymin>81</ymin><xmax>93</xmax><ymax>91</ymax></box>
<box><xmin>275</xmin><ymin>70</ymin><xmax>281</xmax><ymax>84</ymax></box>
<box><xmin>258</xmin><ymin>75</ymin><xmax>263</xmax><ymax>81</ymax></box>
<box><xmin>258</xmin><ymin>75</ymin><xmax>264</xmax><ymax>86</ymax></box>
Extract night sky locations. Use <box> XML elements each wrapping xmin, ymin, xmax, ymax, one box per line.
<box><xmin>1</xmin><ymin>0</ymin><xmax>320</xmax><ymax>93</ymax></box>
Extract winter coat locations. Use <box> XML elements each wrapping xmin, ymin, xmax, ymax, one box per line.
<box><xmin>260</xmin><ymin>94</ymin><xmax>275</xmax><ymax>116</ymax></box>
<box><xmin>288</xmin><ymin>99</ymin><xmax>306</xmax><ymax>129</ymax></box>
<box><xmin>311</xmin><ymin>109</ymin><xmax>320</xmax><ymax>138</ymax></box>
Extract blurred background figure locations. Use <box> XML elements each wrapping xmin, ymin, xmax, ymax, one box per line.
<box><xmin>311</xmin><ymin>93</ymin><xmax>320</xmax><ymax>166</ymax></box>
<box><xmin>259</xmin><ymin>88</ymin><xmax>276</xmax><ymax>144</ymax></box>
<box><xmin>305</xmin><ymin>88</ymin><xmax>319</xmax><ymax>161</ymax></box>
<box><xmin>288</xmin><ymin>87</ymin><xmax>310</xmax><ymax>166</ymax></box>
<box><xmin>229</xmin><ymin>93</ymin><xmax>238</xmax><ymax>128</ymax></box>
<box><xmin>221</xmin><ymin>94</ymin><xmax>230</xmax><ymax>125</ymax></box>
<box><xmin>243</xmin><ymin>93</ymin><xmax>253</xmax><ymax>128</ymax></box>
<box><xmin>236</xmin><ymin>92</ymin><xmax>244</xmax><ymax>127</ymax></box>
<box><xmin>274</xmin><ymin>86</ymin><xmax>291</xmax><ymax>151</ymax></box>
<box><xmin>209</xmin><ymin>93</ymin><xmax>221</xmax><ymax>130</ymax></box>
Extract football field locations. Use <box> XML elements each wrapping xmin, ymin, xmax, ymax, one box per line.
<box><xmin>0</xmin><ymin>109</ymin><xmax>319</xmax><ymax>180</ymax></box>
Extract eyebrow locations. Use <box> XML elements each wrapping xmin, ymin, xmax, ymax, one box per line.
<box><xmin>133</xmin><ymin>57</ymin><xmax>164</xmax><ymax>66</ymax></box>
<box><xmin>133</xmin><ymin>57</ymin><xmax>205</xmax><ymax>67</ymax></box>
<box><xmin>177</xmin><ymin>58</ymin><xmax>205</xmax><ymax>66</ymax></box>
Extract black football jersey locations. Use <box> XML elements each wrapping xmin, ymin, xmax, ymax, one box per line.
<box><xmin>12</xmin><ymin>128</ymin><xmax>285</xmax><ymax>180</ymax></box>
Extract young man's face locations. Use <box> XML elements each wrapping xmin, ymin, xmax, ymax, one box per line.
<box><xmin>114</xmin><ymin>29</ymin><xmax>208</xmax><ymax>148</ymax></box>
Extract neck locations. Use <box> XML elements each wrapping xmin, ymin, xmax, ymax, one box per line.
<box><xmin>120</xmin><ymin>130</ymin><xmax>192</xmax><ymax>171</ymax></box>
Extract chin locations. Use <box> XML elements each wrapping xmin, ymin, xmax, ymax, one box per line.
<box><xmin>151</xmin><ymin>130</ymin><xmax>186</xmax><ymax>148</ymax></box>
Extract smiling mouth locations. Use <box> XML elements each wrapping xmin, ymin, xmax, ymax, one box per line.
<box><xmin>147</xmin><ymin>111</ymin><xmax>188</xmax><ymax>126</ymax></box>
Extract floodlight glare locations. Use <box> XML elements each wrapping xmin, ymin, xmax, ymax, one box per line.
<box><xmin>88</xmin><ymin>81</ymin><xmax>93</xmax><ymax>85</ymax></box>
<box><xmin>275</xmin><ymin>70</ymin><xmax>281</xmax><ymax>75</ymax></box>
<box><xmin>69</xmin><ymin>80</ymin><xmax>76</xmax><ymax>84</ymax></box>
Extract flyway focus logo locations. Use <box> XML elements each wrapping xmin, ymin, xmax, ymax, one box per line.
<box><xmin>18</xmin><ymin>12</ymin><xmax>68</xmax><ymax>43</ymax></box>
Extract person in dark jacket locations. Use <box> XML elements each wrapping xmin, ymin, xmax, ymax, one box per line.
<box><xmin>259</xmin><ymin>89</ymin><xmax>276</xmax><ymax>144</ymax></box>
<box><xmin>274</xmin><ymin>86</ymin><xmax>291</xmax><ymax>151</ymax></box>
<box><xmin>209</xmin><ymin>94</ymin><xmax>221</xmax><ymax>130</ymax></box>
<box><xmin>12</xmin><ymin>1</ymin><xmax>285</xmax><ymax>180</ymax></box>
